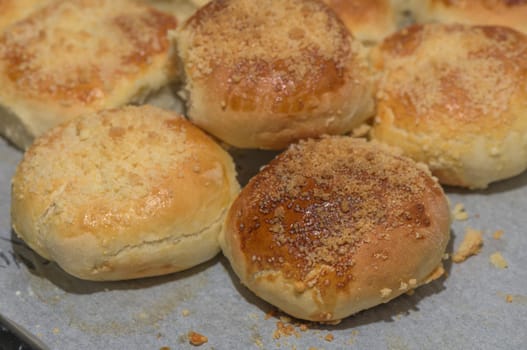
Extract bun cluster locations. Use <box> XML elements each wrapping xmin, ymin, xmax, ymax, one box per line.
<box><xmin>6</xmin><ymin>0</ymin><xmax>527</xmax><ymax>323</ymax></box>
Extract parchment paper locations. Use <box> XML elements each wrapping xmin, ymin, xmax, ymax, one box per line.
<box><xmin>1</xmin><ymin>137</ymin><xmax>526</xmax><ymax>350</ymax></box>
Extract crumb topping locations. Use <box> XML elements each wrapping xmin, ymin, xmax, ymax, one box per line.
<box><xmin>15</xmin><ymin>106</ymin><xmax>230</xmax><ymax>236</ymax></box>
<box><xmin>0</xmin><ymin>0</ymin><xmax>176</xmax><ymax>104</ymax></box>
<box><xmin>380</xmin><ymin>288</ymin><xmax>392</xmax><ymax>298</ymax></box>
<box><xmin>235</xmin><ymin>137</ymin><xmax>442</xmax><ymax>290</ymax></box>
<box><xmin>377</xmin><ymin>24</ymin><xmax>527</xmax><ymax>135</ymax></box>
<box><xmin>183</xmin><ymin>0</ymin><xmax>352</xmax><ymax>79</ymax></box>
<box><xmin>179</xmin><ymin>0</ymin><xmax>366</xmax><ymax>113</ymax></box>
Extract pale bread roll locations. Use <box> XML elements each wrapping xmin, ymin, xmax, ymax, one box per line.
<box><xmin>175</xmin><ymin>0</ymin><xmax>374</xmax><ymax>150</ymax></box>
<box><xmin>220</xmin><ymin>137</ymin><xmax>450</xmax><ymax>321</ymax></box>
<box><xmin>0</xmin><ymin>0</ymin><xmax>178</xmax><ymax>150</ymax></box>
<box><xmin>11</xmin><ymin>105</ymin><xmax>240</xmax><ymax>281</ymax></box>
<box><xmin>371</xmin><ymin>24</ymin><xmax>527</xmax><ymax>189</ymax></box>
<box><xmin>411</xmin><ymin>0</ymin><xmax>527</xmax><ymax>35</ymax></box>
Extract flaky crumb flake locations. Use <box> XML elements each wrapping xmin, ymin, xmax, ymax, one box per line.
<box><xmin>452</xmin><ymin>203</ymin><xmax>469</xmax><ymax>221</ymax></box>
<box><xmin>188</xmin><ymin>331</ymin><xmax>208</xmax><ymax>346</ymax></box>
<box><xmin>380</xmin><ymin>288</ymin><xmax>392</xmax><ymax>298</ymax></box>
<box><xmin>493</xmin><ymin>230</ymin><xmax>504</xmax><ymax>240</ymax></box>
<box><xmin>452</xmin><ymin>228</ymin><xmax>483</xmax><ymax>263</ymax></box>
<box><xmin>325</xmin><ymin>333</ymin><xmax>335</xmax><ymax>342</ymax></box>
<box><xmin>490</xmin><ymin>252</ymin><xmax>508</xmax><ymax>269</ymax></box>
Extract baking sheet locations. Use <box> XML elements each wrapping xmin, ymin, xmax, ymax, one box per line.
<box><xmin>1</xmin><ymin>137</ymin><xmax>526</xmax><ymax>350</ymax></box>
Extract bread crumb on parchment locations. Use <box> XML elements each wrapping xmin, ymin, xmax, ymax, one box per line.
<box><xmin>493</xmin><ymin>230</ymin><xmax>504</xmax><ymax>240</ymax></box>
<box><xmin>452</xmin><ymin>203</ymin><xmax>469</xmax><ymax>221</ymax></box>
<box><xmin>452</xmin><ymin>228</ymin><xmax>483</xmax><ymax>263</ymax></box>
<box><xmin>188</xmin><ymin>331</ymin><xmax>208</xmax><ymax>346</ymax></box>
<box><xmin>325</xmin><ymin>333</ymin><xmax>335</xmax><ymax>342</ymax></box>
<box><xmin>490</xmin><ymin>252</ymin><xmax>508</xmax><ymax>269</ymax></box>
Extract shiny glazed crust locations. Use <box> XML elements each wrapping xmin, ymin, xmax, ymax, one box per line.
<box><xmin>0</xmin><ymin>0</ymin><xmax>178</xmax><ymax>149</ymax></box>
<box><xmin>220</xmin><ymin>137</ymin><xmax>450</xmax><ymax>321</ymax></box>
<box><xmin>371</xmin><ymin>24</ymin><xmax>527</xmax><ymax>189</ymax></box>
<box><xmin>11</xmin><ymin>105</ymin><xmax>240</xmax><ymax>281</ymax></box>
<box><xmin>175</xmin><ymin>0</ymin><xmax>374</xmax><ymax>150</ymax></box>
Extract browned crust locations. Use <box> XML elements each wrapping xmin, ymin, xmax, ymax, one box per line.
<box><xmin>370</xmin><ymin>23</ymin><xmax>527</xmax><ymax>188</ymax></box>
<box><xmin>176</xmin><ymin>0</ymin><xmax>374</xmax><ymax>149</ymax></box>
<box><xmin>0</xmin><ymin>0</ymin><xmax>55</xmax><ymax>32</ymax></box>
<box><xmin>181</xmin><ymin>0</ymin><xmax>354</xmax><ymax>112</ymax></box>
<box><xmin>222</xmin><ymin>137</ymin><xmax>450</xmax><ymax>320</ymax></box>
<box><xmin>373</xmin><ymin>24</ymin><xmax>527</xmax><ymax>136</ymax></box>
<box><xmin>11</xmin><ymin>105</ymin><xmax>240</xmax><ymax>280</ymax></box>
<box><xmin>0</xmin><ymin>0</ymin><xmax>177</xmax><ymax>105</ymax></box>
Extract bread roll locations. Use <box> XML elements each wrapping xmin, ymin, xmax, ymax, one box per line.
<box><xmin>11</xmin><ymin>105</ymin><xmax>240</xmax><ymax>281</ymax></box>
<box><xmin>412</xmin><ymin>0</ymin><xmax>527</xmax><ymax>35</ymax></box>
<box><xmin>0</xmin><ymin>0</ymin><xmax>55</xmax><ymax>32</ymax></box>
<box><xmin>220</xmin><ymin>137</ymin><xmax>450</xmax><ymax>321</ymax></box>
<box><xmin>322</xmin><ymin>0</ymin><xmax>399</xmax><ymax>44</ymax></box>
<box><xmin>370</xmin><ymin>24</ymin><xmax>527</xmax><ymax>189</ymax></box>
<box><xmin>175</xmin><ymin>0</ymin><xmax>374</xmax><ymax>150</ymax></box>
<box><xmin>0</xmin><ymin>0</ymin><xmax>178</xmax><ymax>150</ymax></box>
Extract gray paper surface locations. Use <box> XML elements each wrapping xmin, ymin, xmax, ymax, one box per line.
<box><xmin>1</xmin><ymin>138</ymin><xmax>526</xmax><ymax>350</ymax></box>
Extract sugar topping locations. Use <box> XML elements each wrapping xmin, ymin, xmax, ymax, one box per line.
<box><xmin>235</xmin><ymin>137</ymin><xmax>442</xmax><ymax>289</ymax></box>
<box><xmin>180</xmin><ymin>0</ymin><xmax>357</xmax><ymax>81</ymax></box>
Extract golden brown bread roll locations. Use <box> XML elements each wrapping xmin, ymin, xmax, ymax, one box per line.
<box><xmin>322</xmin><ymin>0</ymin><xmax>400</xmax><ymax>44</ymax></box>
<box><xmin>411</xmin><ymin>0</ymin><xmax>527</xmax><ymax>35</ymax></box>
<box><xmin>0</xmin><ymin>0</ymin><xmax>178</xmax><ymax>150</ymax></box>
<box><xmin>175</xmin><ymin>0</ymin><xmax>374</xmax><ymax>150</ymax></box>
<box><xmin>11</xmin><ymin>105</ymin><xmax>240</xmax><ymax>281</ymax></box>
<box><xmin>220</xmin><ymin>137</ymin><xmax>450</xmax><ymax>321</ymax></box>
<box><xmin>370</xmin><ymin>24</ymin><xmax>527</xmax><ymax>189</ymax></box>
